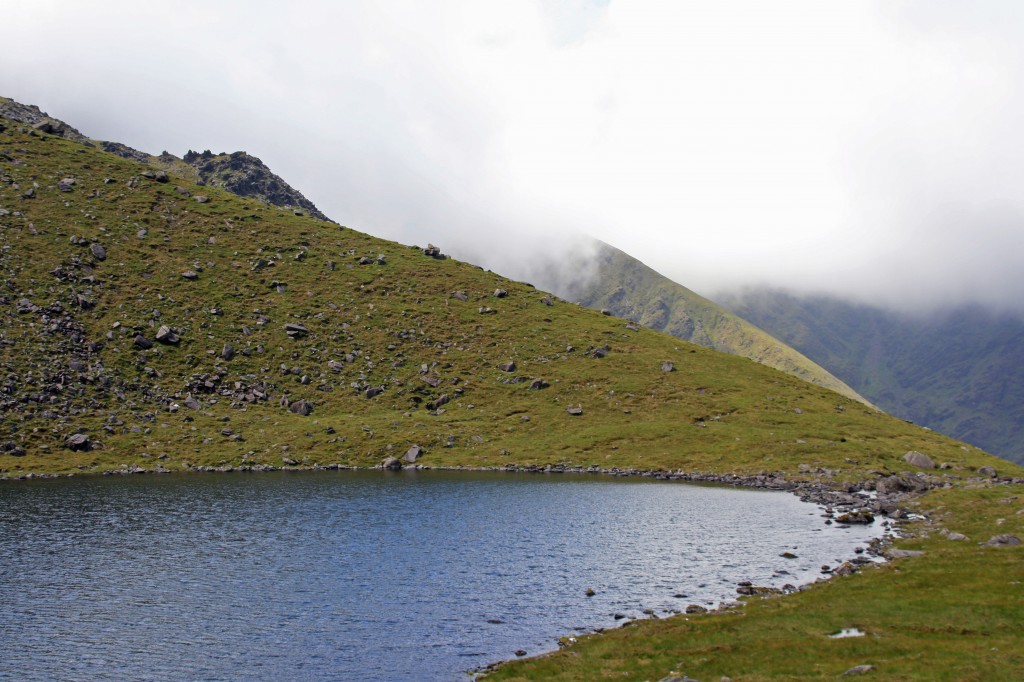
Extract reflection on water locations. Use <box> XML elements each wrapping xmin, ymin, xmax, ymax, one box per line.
<box><xmin>0</xmin><ymin>470</ymin><xmax>882</xmax><ymax>681</ymax></box>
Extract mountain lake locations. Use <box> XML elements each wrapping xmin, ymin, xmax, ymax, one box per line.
<box><xmin>0</xmin><ymin>469</ymin><xmax>886</xmax><ymax>680</ymax></box>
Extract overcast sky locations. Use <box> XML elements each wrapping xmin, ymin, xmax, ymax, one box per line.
<box><xmin>4</xmin><ymin>1</ymin><xmax>1024</xmax><ymax>313</ymax></box>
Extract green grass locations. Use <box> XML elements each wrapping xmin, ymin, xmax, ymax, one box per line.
<box><xmin>1</xmin><ymin>119</ymin><xmax>1022</xmax><ymax>681</ymax></box>
<box><xmin>568</xmin><ymin>241</ymin><xmax>869</xmax><ymax>404</ymax></box>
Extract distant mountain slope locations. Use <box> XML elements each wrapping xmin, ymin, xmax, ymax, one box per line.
<box><xmin>550</xmin><ymin>241</ymin><xmax>869</xmax><ymax>405</ymax></box>
<box><xmin>721</xmin><ymin>289</ymin><xmax>1024</xmax><ymax>465</ymax></box>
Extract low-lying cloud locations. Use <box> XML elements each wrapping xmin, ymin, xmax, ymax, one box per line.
<box><xmin>4</xmin><ymin>1</ymin><xmax>1024</xmax><ymax>314</ymax></box>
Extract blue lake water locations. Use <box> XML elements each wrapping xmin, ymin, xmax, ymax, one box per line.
<box><xmin>0</xmin><ymin>470</ymin><xmax>882</xmax><ymax>681</ymax></box>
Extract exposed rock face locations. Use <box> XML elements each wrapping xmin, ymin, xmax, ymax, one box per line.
<box><xmin>0</xmin><ymin>98</ymin><xmax>89</xmax><ymax>142</ymax></box>
<box><xmin>182</xmin><ymin>150</ymin><xmax>330</xmax><ymax>221</ymax></box>
<box><xmin>1</xmin><ymin>98</ymin><xmax>332</xmax><ymax>224</ymax></box>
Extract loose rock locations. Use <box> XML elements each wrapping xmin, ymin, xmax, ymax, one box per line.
<box><xmin>65</xmin><ymin>433</ymin><xmax>91</xmax><ymax>451</ymax></box>
<box><xmin>155</xmin><ymin>325</ymin><xmax>180</xmax><ymax>344</ymax></box>
<box><xmin>903</xmin><ymin>451</ymin><xmax>935</xmax><ymax>469</ymax></box>
<box><xmin>842</xmin><ymin>665</ymin><xmax>876</xmax><ymax>676</ymax></box>
<box><xmin>980</xmin><ymin>534</ymin><xmax>1020</xmax><ymax>547</ymax></box>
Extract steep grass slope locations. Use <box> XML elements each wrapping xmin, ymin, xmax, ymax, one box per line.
<box><xmin>558</xmin><ymin>241</ymin><xmax>868</xmax><ymax>404</ymax></box>
<box><xmin>0</xmin><ymin>121</ymin><xmax>984</xmax><ymax>480</ymax></box>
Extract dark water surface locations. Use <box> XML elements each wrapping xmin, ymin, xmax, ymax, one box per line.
<box><xmin>0</xmin><ymin>470</ymin><xmax>881</xmax><ymax>681</ymax></box>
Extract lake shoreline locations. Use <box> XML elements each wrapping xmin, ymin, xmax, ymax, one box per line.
<box><xmin>0</xmin><ymin>457</ymin><xmax>949</xmax><ymax>518</ymax></box>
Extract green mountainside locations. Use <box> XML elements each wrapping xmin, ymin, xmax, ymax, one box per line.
<box><xmin>553</xmin><ymin>241</ymin><xmax>868</xmax><ymax>404</ymax></box>
<box><xmin>0</xmin><ymin>121</ymin><xmax>954</xmax><ymax>479</ymax></box>
<box><xmin>721</xmin><ymin>289</ymin><xmax>1024</xmax><ymax>466</ymax></box>
<box><xmin>1</xmin><ymin>102</ymin><xmax>1022</xmax><ymax>681</ymax></box>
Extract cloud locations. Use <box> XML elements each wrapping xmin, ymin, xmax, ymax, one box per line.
<box><xmin>3</xmin><ymin>1</ymin><xmax>1024</xmax><ymax>313</ymax></box>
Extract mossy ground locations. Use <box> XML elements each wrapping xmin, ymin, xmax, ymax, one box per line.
<box><xmin>1</xmin><ymin>122</ymin><xmax>1022</xmax><ymax>680</ymax></box>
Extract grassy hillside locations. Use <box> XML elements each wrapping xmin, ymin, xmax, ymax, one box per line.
<box><xmin>722</xmin><ymin>289</ymin><xmax>1024</xmax><ymax>466</ymax></box>
<box><xmin>557</xmin><ymin>242</ymin><xmax>869</xmax><ymax>405</ymax></box>
<box><xmin>0</xmin><ymin>123</ymin><xmax>982</xmax><ymax>480</ymax></box>
<box><xmin>1</xmin><ymin>111</ymin><xmax>1022</xmax><ymax>681</ymax></box>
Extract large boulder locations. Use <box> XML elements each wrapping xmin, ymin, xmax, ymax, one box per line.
<box><xmin>403</xmin><ymin>445</ymin><xmax>423</xmax><ymax>463</ymax></box>
<box><xmin>903</xmin><ymin>451</ymin><xmax>935</xmax><ymax>469</ymax></box>
<box><xmin>65</xmin><ymin>433</ymin><xmax>91</xmax><ymax>451</ymax></box>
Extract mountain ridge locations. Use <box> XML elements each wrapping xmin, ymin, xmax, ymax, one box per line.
<box><xmin>540</xmin><ymin>240</ymin><xmax>869</xmax><ymax>405</ymax></box>
<box><xmin>0</xmin><ymin>96</ymin><xmax>329</xmax><ymax>220</ymax></box>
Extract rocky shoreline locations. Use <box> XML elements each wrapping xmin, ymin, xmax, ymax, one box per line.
<box><xmin>8</xmin><ymin>456</ymin><xmax>1017</xmax><ymax>520</ymax></box>
<box><xmin>7</xmin><ymin>456</ymin><xmax>1021</xmax><ymax>680</ymax></box>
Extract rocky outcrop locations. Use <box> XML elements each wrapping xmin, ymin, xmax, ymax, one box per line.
<box><xmin>182</xmin><ymin>149</ymin><xmax>330</xmax><ymax>221</ymax></box>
